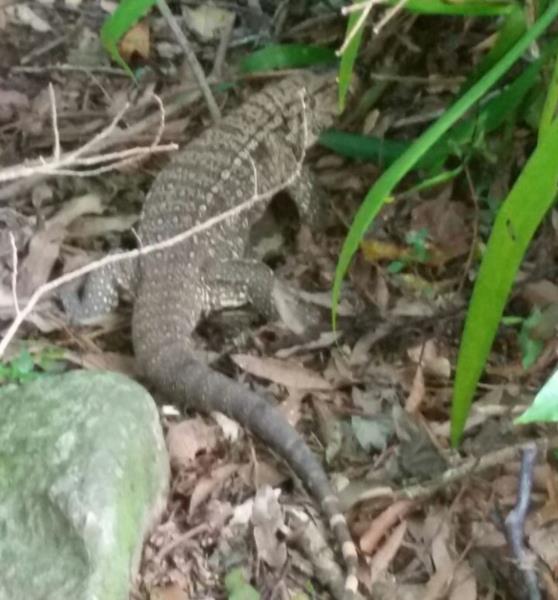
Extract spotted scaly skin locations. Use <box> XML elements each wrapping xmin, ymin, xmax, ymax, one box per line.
<box><xmin>64</xmin><ymin>72</ymin><xmax>359</xmax><ymax>599</ymax></box>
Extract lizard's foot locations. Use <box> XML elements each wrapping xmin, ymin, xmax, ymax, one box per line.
<box><xmin>271</xmin><ymin>280</ymin><xmax>324</xmax><ymax>335</ymax></box>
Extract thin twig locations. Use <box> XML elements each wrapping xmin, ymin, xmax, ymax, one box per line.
<box><xmin>346</xmin><ymin>436</ymin><xmax>557</xmax><ymax>508</ymax></box>
<box><xmin>0</xmin><ymin>90</ymin><xmax>198</xmax><ymax>203</ymax></box>
<box><xmin>11</xmin><ymin>64</ymin><xmax>129</xmax><ymax>76</ymax></box>
<box><xmin>338</xmin><ymin>0</ymin><xmax>379</xmax><ymax>56</ymax></box>
<box><xmin>49</xmin><ymin>83</ymin><xmax>61</xmax><ymax>160</ymax></box>
<box><xmin>505</xmin><ymin>444</ymin><xmax>541</xmax><ymax>600</ymax></box>
<box><xmin>0</xmin><ymin>95</ymin><xmax>176</xmax><ymax>184</ymax></box>
<box><xmin>155</xmin><ymin>0</ymin><xmax>221</xmax><ymax>122</ymax></box>
<box><xmin>9</xmin><ymin>233</ymin><xmax>19</xmax><ymax>315</ymax></box>
<box><xmin>373</xmin><ymin>0</ymin><xmax>409</xmax><ymax>34</ymax></box>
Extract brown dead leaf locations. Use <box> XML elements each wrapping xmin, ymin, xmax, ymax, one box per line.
<box><xmin>423</xmin><ymin>511</ymin><xmax>455</xmax><ymax>600</ymax></box>
<box><xmin>522</xmin><ymin>280</ymin><xmax>558</xmax><ymax>308</ymax></box>
<box><xmin>529</xmin><ymin>521</ymin><xmax>558</xmax><ymax>572</ymax></box>
<box><xmin>407</xmin><ymin>339</ymin><xmax>451</xmax><ymax>380</ymax></box>
<box><xmin>312</xmin><ymin>396</ymin><xmax>344</xmax><ymax>462</ymax></box>
<box><xmin>150</xmin><ymin>583</ymin><xmax>189</xmax><ymax>600</ymax></box>
<box><xmin>405</xmin><ymin>364</ymin><xmax>425</xmax><ymax>413</ymax></box>
<box><xmin>18</xmin><ymin>193</ymin><xmax>104</xmax><ymax>298</ymax></box>
<box><xmin>167</xmin><ymin>417</ymin><xmax>218</xmax><ymax>468</ymax></box>
<box><xmin>119</xmin><ymin>20</ymin><xmax>150</xmax><ymax>61</ymax></box>
<box><xmin>411</xmin><ymin>196</ymin><xmax>469</xmax><ymax>262</ymax></box>
<box><xmin>360</xmin><ymin>500</ymin><xmax>414</xmax><ymax>555</ymax></box>
<box><xmin>77</xmin><ymin>351</ymin><xmax>136</xmax><ymax>376</ymax></box>
<box><xmin>252</xmin><ymin>486</ymin><xmax>287</xmax><ymax>569</ymax></box>
<box><xmin>0</xmin><ymin>88</ymin><xmax>29</xmax><ymax>123</ymax></box>
<box><xmin>369</xmin><ymin>520</ymin><xmax>407</xmax><ymax>586</ymax></box>
<box><xmin>237</xmin><ymin>460</ymin><xmax>287</xmax><ymax>491</ymax></box>
<box><xmin>0</xmin><ymin>88</ymin><xmax>29</xmax><ymax>108</ymax></box>
<box><xmin>449</xmin><ymin>562</ymin><xmax>477</xmax><ymax>600</ymax></box>
<box><xmin>232</xmin><ymin>354</ymin><xmax>331</xmax><ymax>390</ymax></box>
<box><xmin>188</xmin><ymin>463</ymin><xmax>238</xmax><ymax>517</ymax></box>
<box><xmin>18</xmin><ymin>224</ymin><xmax>65</xmax><ymax>297</ymax></box>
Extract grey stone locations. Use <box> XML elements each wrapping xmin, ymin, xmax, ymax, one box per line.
<box><xmin>0</xmin><ymin>370</ymin><xmax>169</xmax><ymax>600</ymax></box>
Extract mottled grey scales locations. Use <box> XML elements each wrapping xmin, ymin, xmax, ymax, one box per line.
<box><xmin>61</xmin><ymin>72</ymin><xmax>359</xmax><ymax>598</ymax></box>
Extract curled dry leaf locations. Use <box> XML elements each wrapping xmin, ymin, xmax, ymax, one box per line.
<box><xmin>359</xmin><ymin>500</ymin><xmax>414</xmax><ymax>555</ymax></box>
<box><xmin>183</xmin><ymin>5</ymin><xmax>235</xmax><ymax>41</ymax></box>
<box><xmin>0</xmin><ymin>89</ymin><xmax>29</xmax><ymax>123</ymax></box>
<box><xmin>119</xmin><ymin>20</ymin><xmax>150</xmax><ymax>62</ymax></box>
<box><xmin>166</xmin><ymin>417</ymin><xmax>218</xmax><ymax>468</ymax></box>
<box><xmin>410</xmin><ymin>196</ymin><xmax>470</xmax><ymax>263</ymax></box>
<box><xmin>405</xmin><ymin>364</ymin><xmax>425</xmax><ymax>413</ymax></box>
<box><xmin>149</xmin><ymin>583</ymin><xmax>189</xmax><ymax>600</ymax></box>
<box><xmin>522</xmin><ymin>279</ymin><xmax>558</xmax><ymax>308</ymax></box>
<box><xmin>6</xmin><ymin>4</ymin><xmax>51</xmax><ymax>32</ymax></box>
<box><xmin>18</xmin><ymin>194</ymin><xmax>104</xmax><ymax>298</ymax></box>
<box><xmin>369</xmin><ymin>520</ymin><xmax>407</xmax><ymax>587</ymax></box>
<box><xmin>211</xmin><ymin>411</ymin><xmax>241</xmax><ymax>442</ymax></box>
<box><xmin>252</xmin><ymin>486</ymin><xmax>287</xmax><ymax>569</ymax></box>
<box><xmin>232</xmin><ymin>353</ymin><xmax>331</xmax><ymax>390</ymax></box>
<box><xmin>407</xmin><ymin>339</ymin><xmax>451</xmax><ymax>380</ymax></box>
<box><xmin>188</xmin><ymin>462</ymin><xmax>239</xmax><ymax>518</ymax></box>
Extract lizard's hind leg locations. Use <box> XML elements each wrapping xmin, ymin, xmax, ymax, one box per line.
<box><xmin>201</xmin><ymin>258</ymin><xmax>322</xmax><ymax>335</ymax></box>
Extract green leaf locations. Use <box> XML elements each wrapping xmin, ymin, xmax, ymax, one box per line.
<box><xmin>224</xmin><ymin>567</ymin><xmax>260</xmax><ymax>600</ymax></box>
<box><xmin>239</xmin><ymin>44</ymin><xmax>336</xmax><ymax>73</ymax></box>
<box><xmin>331</xmin><ymin>1</ymin><xmax>558</xmax><ymax>331</ymax></box>
<box><xmin>517</xmin><ymin>309</ymin><xmax>544</xmax><ymax>369</ymax></box>
<box><xmin>387</xmin><ymin>260</ymin><xmax>405</xmax><ymax>273</ymax></box>
<box><xmin>338</xmin><ymin>5</ymin><xmax>365</xmax><ymax>112</ymax></box>
<box><xmin>451</xmin><ymin>114</ymin><xmax>558</xmax><ymax>444</ymax></box>
<box><xmin>386</xmin><ymin>0</ymin><xmax>516</xmax><ymax>16</ymax></box>
<box><xmin>100</xmin><ymin>0</ymin><xmax>156</xmax><ymax>78</ymax></box>
<box><xmin>515</xmin><ymin>369</ymin><xmax>558</xmax><ymax>423</ymax></box>
<box><xmin>319</xmin><ymin>130</ymin><xmax>411</xmax><ymax>164</ymax></box>
<box><xmin>10</xmin><ymin>349</ymin><xmax>35</xmax><ymax>377</ymax></box>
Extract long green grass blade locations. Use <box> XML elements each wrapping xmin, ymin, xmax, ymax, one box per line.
<box><xmin>386</xmin><ymin>0</ymin><xmax>516</xmax><ymax>16</ymax></box>
<box><xmin>338</xmin><ymin>7</ymin><xmax>364</xmax><ymax>111</ymax></box>
<box><xmin>451</xmin><ymin>115</ymin><xmax>558</xmax><ymax>444</ymax></box>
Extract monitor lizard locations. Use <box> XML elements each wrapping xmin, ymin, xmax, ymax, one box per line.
<box><xmin>61</xmin><ymin>71</ymin><xmax>359</xmax><ymax>599</ymax></box>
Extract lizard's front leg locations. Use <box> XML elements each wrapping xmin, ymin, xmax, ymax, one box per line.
<box><xmin>287</xmin><ymin>165</ymin><xmax>327</xmax><ymax>230</ymax></box>
<box><xmin>59</xmin><ymin>256</ymin><xmax>139</xmax><ymax>325</ymax></box>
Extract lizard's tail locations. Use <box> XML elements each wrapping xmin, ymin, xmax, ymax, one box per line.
<box><xmin>149</xmin><ymin>352</ymin><xmax>359</xmax><ymax>599</ymax></box>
